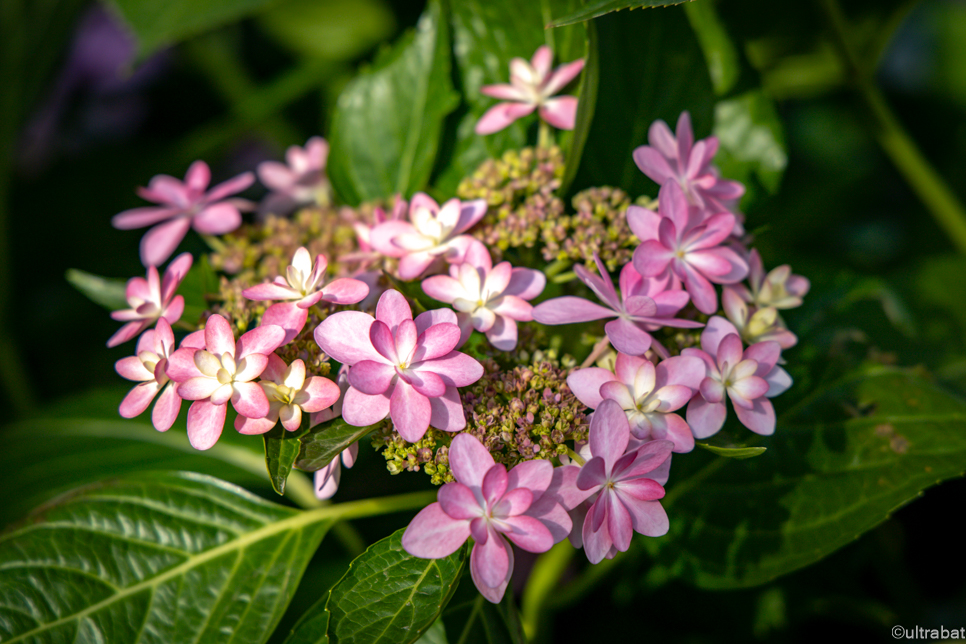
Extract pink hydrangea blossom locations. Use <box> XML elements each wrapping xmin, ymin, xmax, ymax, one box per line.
<box><xmin>314</xmin><ymin>290</ymin><xmax>484</xmax><ymax>442</ymax></box>
<box><xmin>343</xmin><ymin>198</ymin><xmax>408</xmax><ymax>270</ymax></box>
<box><xmin>166</xmin><ymin>314</ymin><xmax>285</xmax><ymax>449</ymax></box>
<box><xmin>402</xmin><ymin>433</ymin><xmax>571</xmax><ymax>603</ymax></box>
<box><xmin>683</xmin><ymin>317</ymin><xmax>792</xmax><ymax>437</ymax></box>
<box><xmin>257</xmin><ymin>137</ymin><xmax>330</xmax><ymax>215</ymax></box>
<box><xmin>242</xmin><ymin>247</ymin><xmax>369</xmax><ymax>343</ymax></box>
<box><xmin>567</xmin><ymin>352</ymin><xmax>705</xmax><ymax>453</ymax></box>
<box><xmin>721</xmin><ymin>287</ymin><xmax>797</xmax><ymax>349</ymax></box>
<box><xmin>112</xmin><ymin>160</ymin><xmax>254</xmax><ymax>267</ymax></box>
<box><xmin>631</xmin><ymin>180</ymin><xmax>749</xmax><ymax>315</ymax></box>
<box><xmin>475</xmin><ymin>45</ymin><xmax>585</xmax><ymax>135</ymax></box>
<box><xmin>632</xmin><ymin>111</ymin><xmax>744</xmax><ymax>215</ymax></box>
<box><xmin>369</xmin><ymin>194</ymin><xmax>487</xmax><ymax>281</ymax></box>
<box><xmin>734</xmin><ymin>249</ymin><xmax>810</xmax><ymax>310</ymax></box>
<box><xmin>115</xmin><ymin>319</ymin><xmax>184</xmax><ymax>431</ymax></box>
<box><xmin>547</xmin><ymin>400</ymin><xmax>673</xmax><ymax>564</ymax></box>
<box><xmin>107</xmin><ymin>252</ymin><xmax>192</xmax><ymax>347</ymax></box>
<box><xmin>532</xmin><ymin>254</ymin><xmax>702</xmax><ymax>356</ymax></box>
<box><xmin>422</xmin><ymin>241</ymin><xmax>545</xmax><ymax>350</ymax></box>
<box><xmin>234</xmin><ymin>354</ymin><xmax>340</xmax><ymax>435</ymax></box>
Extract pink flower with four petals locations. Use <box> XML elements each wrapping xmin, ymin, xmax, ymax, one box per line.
<box><xmin>475</xmin><ymin>46</ymin><xmax>585</xmax><ymax>135</ymax></box>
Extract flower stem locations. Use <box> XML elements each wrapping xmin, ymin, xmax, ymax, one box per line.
<box><xmin>521</xmin><ymin>540</ymin><xmax>574</xmax><ymax>640</ymax></box>
<box><xmin>538</xmin><ymin>120</ymin><xmax>554</xmax><ymax>150</ymax></box>
<box><xmin>819</xmin><ymin>0</ymin><xmax>966</xmax><ymax>253</ymax></box>
<box><xmin>565</xmin><ymin>448</ymin><xmax>586</xmax><ymax>466</ymax></box>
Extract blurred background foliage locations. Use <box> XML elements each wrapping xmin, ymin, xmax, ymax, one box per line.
<box><xmin>2</xmin><ymin>0</ymin><xmax>966</xmax><ymax>642</ymax></box>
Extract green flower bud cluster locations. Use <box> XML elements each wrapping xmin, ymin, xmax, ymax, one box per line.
<box><xmin>370</xmin><ymin>424</ymin><xmax>454</xmax><ymax>485</ymax></box>
<box><xmin>457</xmin><ymin>146</ymin><xmax>565</xmax><ymax>258</ymax></box>
<box><xmin>541</xmin><ymin>186</ymin><xmax>639</xmax><ymax>272</ymax></box>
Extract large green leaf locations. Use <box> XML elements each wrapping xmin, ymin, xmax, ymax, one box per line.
<box><xmin>683</xmin><ymin>0</ymin><xmax>739</xmax><ymax>96</ymax></box>
<box><xmin>547</xmin><ymin>0</ymin><xmax>690</xmax><ymax>28</ymax></box>
<box><xmin>295</xmin><ymin>417</ymin><xmax>381</xmax><ymax>472</ymax></box>
<box><xmin>0</xmin><ymin>388</ymin><xmax>321</xmax><ymax>525</ymax></box>
<box><xmin>646</xmin><ymin>368</ymin><xmax>966</xmax><ymax>589</ymax></box>
<box><xmin>287</xmin><ymin>527</ymin><xmax>466</xmax><ymax>644</ymax></box>
<box><xmin>713</xmin><ymin>89</ymin><xmax>788</xmax><ymax>196</ymax></box>
<box><xmin>108</xmin><ymin>0</ymin><xmax>281</xmax><ymax>57</ymax></box>
<box><xmin>0</xmin><ymin>471</ymin><xmax>334</xmax><ymax>643</ymax></box>
<box><xmin>327</xmin><ymin>0</ymin><xmax>458</xmax><ymax>205</ymax></box>
<box><xmin>65</xmin><ymin>269</ymin><xmax>128</xmax><ymax>310</ymax></box>
<box><xmin>257</xmin><ymin>0</ymin><xmax>395</xmax><ymax>62</ymax></box>
<box><xmin>569</xmin><ymin>6</ymin><xmax>715</xmax><ymax>197</ymax></box>
<box><xmin>433</xmin><ymin>0</ymin><xmax>586</xmax><ymax>194</ymax></box>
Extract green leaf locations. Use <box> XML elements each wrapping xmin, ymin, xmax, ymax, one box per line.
<box><xmin>296</xmin><ymin>417</ymin><xmax>381</xmax><ymax>472</ymax></box>
<box><xmin>432</xmin><ymin>0</ymin><xmax>586</xmax><ymax>194</ymax></box>
<box><xmin>547</xmin><ymin>0</ymin><xmax>690</xmax><ymax>28</ymax></box>
<box><xmin>683</xmin><ymin>0</ymin><xmax>739</xmax><ymax>96</ymax></box>
<box><xmin>301</xmin><ymin>527</ymin><xmax>466</xmax><ymax>644</ymax></box>
<box><xmin>558</xmin><ymin>18</ymin><xmax>598</xmax><ymax>196</ymax></box>
<box><xmin>264</xmin><ymin>424</ymin><xmax>310</xmax><ymax>496</ymax></box>
<box><xmin>713</xmin><ymin>90</ymin><xmax>788</xmax><ymax>196</ymax></box>
<box><xmin>569</xmin><ymin>6</ymin><xmax>714</xmax><ymax>197</ymax></box>
<box><xmin>65</xmin><ymin>269</ymin><xmax>128</xmax><ymax>310</ymax></box>
<box><xmin>257</xmin><ymin>0</ymin><xmax>395</xmax><ymax>61</ymax></box>
<box><xmin>0</xmin><ymin>388</ymin><xmax>322</xmax><ymax>525</ymax></box>
<box><xmin>441</xmin><ymin>581</ymin><xmax>526</xmax><ymax>644</ymax></box>
<box><xmin>415</xmin><ymin>620</ymin><xmax>449</xmax><ymax>644</ymax></box>
<box><xmin>284</xmin><ymin>601</ymin><xmax>330</xmax><ymax>644</ymax></box>
<box><xmin>327</xmin><ymin>0</ymin><xmax>458</xmax><ymax>205</ymax></box>
<box><xmin>647</xmin><ymin>368</ymin><xmax>966</xmax><ymax>589</ymax></box>
<box><xmin>696</xmin><ymin>443</ymin><xmax>768</xmax><ymax>459</ymax></box>
<box><xmin>0</xmin><ymin>471</ymin><xmax>335</xmax><ymax>643</ymax></box>
<box><xmin>108</xmin><ymin>0</ymin><xmax>281</xmax><ymax>57</ymax></box>
<box><xmin>179</xmin><ymin>254</ymin><xmax>219</xmax><ymax>325</ymax></box>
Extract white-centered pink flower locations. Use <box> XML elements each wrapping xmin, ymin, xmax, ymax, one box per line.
<box><xmin>242</xmin><ymin>247</ymin><xmax>369</xmax><ymax>343</ymax></box>
<box><xmin>235</xmin><ymin>354</ymin><xmax>340</xmax><ymax>435</ymax></box>
<box><xmin>533</xmin><ymin>254</ymin><xmax>702</xmax><ymax>356</ymax></box>
<box><xmin>633</xmin><ymin>111</ymin><xmax>744</xmax><ymax>215</ymax></box>
<box><xmin>734</xmin><ymin>249</ymin><xmax>810</xmax><ymax>310</ymax></box>
<box><xmin>166</xmin><ymin>314</ymin><xmax>285</xmax><ymax>449</ymax></box>
<box><xmin>107</xmin><ymin>252</ymin><xmax>192</xmax><ymax>347</ymax></box>
<box><xmin>369</xmin><ymin>194</ymin><xmax>487</xmax><ymax>281</ymax></box>
<box><xmin>343</xmin><ymin>198</ymin><xmax>408</xmax><ymax>270</ymax></box>
<box><xmin>721</xmin><ymin>287</ymin><xmax>797</xmax><ymax>349</ymax></box>
<box><xmin>475</xmin><ymin>45</ymin><xmax>585</xmax><ymax>135</ymax></box>
<box><xmin>115</xmin><ymin>319</ymin><xmax>184</xmax><ymax>431</ymax></box>
<box><xmin>402</xmin><ymin>434</ymin><xmax>571</xmax><ymax>603</ymax></box>
<box><xmin>567</xmin><ymin>352</ymin><xmax>705</xmax><ymax>453</ymax></box>
<box><xmin>548</xmin><ymin>400</ymin><xmax>673</xmax><ymax>564</ymax></box>
<box><xmin>314</xmin><ymin>290</ymin><xmax>484</xmax><ymax>442</ymax></box>
<box><xmin>631</xmin><ymin>180</ymin><xmax>749</xmax><ymax>314</ymax></box>
<box><xmin>257</xmin><ymin>136</ymin><xmax>330</xmax><ymax>215</ymax></box>
<box><xmin>422</xmin><ymin>241</ymin><xmax>545</xmax><ymax>351</ymax></box>
<box><xmin>112</xmin><ymin>160</ymin><xmax>254</xmax><ymax>267</ymax></box>
<box><xmin>683</xmin><ymin>317</ymin><xmax>792</xmax><ymax>437</ymax></box>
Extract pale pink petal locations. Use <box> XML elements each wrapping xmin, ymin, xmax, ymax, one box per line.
<box><xmin>112</xmin><ymin>206</ymin><xmax>181</xmax><ymax>230</ymax></box>
<box><xmin>191</xmin><ymin>202</ymin><xmax>242</xmax><ymax>235</ymax></box>
<box><xmin>729</xmin><ymin>375</ymin><xmax>769</xmax><ymax>406</ymax></box>
<box><xmin>454</xmin><ymin>199</ymin><xmax>488</xmax><ymax>235</ymax></box>
<box><xmin>504</xmin><ymin>268</ymin><xmax>545</xmax><ymax>300</ymax></box>
<box><xmin>369</xmin><ymin>320</ymin><xmax>398</xmax><ymax>363</ymax></box>
<box><xmin>532</xmin><ymin>297</ymin><xmax>616</xmax><ymax>324</ymax></box>
<box><xmin>186</xmin><ymin>400</ymin><xmax>227</xmax><ymax>450</ymax></box>
<box><xmin>298</xmin><ymin>376</ymin><xmax>341</xmax><ymax>412</ymax></box>
<box><xmin>480</xmin><ymin>83</ymin><xmax>529</xmax><ymax>101</ymax></box>
<box><xmin>390</xmin><ymin>380</ymin><xmax>432</xmax><ymax>442</ymax></box>
<box><xmin>659</xmin><ymin>413</ymin><xmax>695</xmax><ymax>452</ymax></box>
<box><xmin>656</xmin><ymin>355</ymin><xmax>706</xmax><ymax>391</ymax></box>
<box><xmin>490</xmin><ymin>295</ymin><xmax>532</xmax><ymax>322</ymax></box>
<box><xmin>681</xmin><ymin>263</ymin><xmax>718</xmax><ymax>314</ymax></box>
<box><xmin>369</xmin><ymin>220</ymin><xmax>417</xmax><ymax>258</ymax></box>
<box><xmin>700</xmin><ymin>316</ymin><xmax>740</xmax><ymax>356</ymax></box>
<box><xmin>403</xmin><ymin>503</ymin><xmax>471</xmax><ymax>558</ymax></box>
<box><xmin>314</xmin><ymin>460</ymin><xmax>341</xmax><ymax>500</ymax></box>
<box><xmin>604</xmin><ymin>318</ymin><xmax>652</xmax><ymax>356</ymax></box>
<box><xmin>590</xmin><ymin>399</ymin><xmax>631</xmax><ymax>467</ymax></box>
<box><xmin>204</xmin><ymin>314</ymin><xmax>235</xmax><ymax>357</ymax></box>
<box><xmin>472</xmin><ymin>528</ymin><xmax>510</xmax><ymax>589</ymax></box>
<box><xmin>260</xmin><ymin>303</ymin><xmax>307</xmax><ymax>345</ymax></box>
<box><xmin>686</xmin><ymin>396</ymin><xmax>727</xmax><ymax>439</ymax></box>
<box><xmin>426</xmin><ymin>387</ymin><xmax>466</xmax><ymax>432</ymax></box>
<box><xmin>115</xmin><ymin>356</ymin><xmax>154</xmax><ymax>382</ymax></box>
<box><xmin>376</xmin><ymin>290</ymin><xmax>413</xmax><ymax>332</ymax></box>
<box><xmin>320</xmin><ymin>277</ymin><xmax>369</xmax><ymax>305</ymax></box>
<box><xmin>140</xmin><ymin>217</ymin><xmax>192</xmax><ymax>267</ymax></box>
<box><xmin>342</xmin><ymin>387</ymin><xmax>391</xmax><ymax>425</ymax></box>
<box><xmin>232</xmin><ymin>381</ymin><xmax>270</xmax><ymax>418</ymax></box>
<box><xmin>397</xmin><ymin>251</ymin><xmax>439</xmax><ymax>281</ymax></box>
<box><xmin>412</xmin><ymin>323</ymin><xmax>461</xmax><ymax>363</ymax></box>
<box><xmin>762</xmin><ymin>365</ymin><xmax>792</xmax><ymax>398</ymax></box>
<box><xmin>177</xmin><ymin>376</ymin><xmax>221</xmax><ymax>401</ymax></box>
<box><xmin>485</xmin><ymin>316</ymin><xmax>518</xmax><ymax>351</ymax></box>
<box><xmin>151</xmin><ymin>384</ymin><xmax>182</xmax><ymax>431</ymax></box>
<box><xmin>543</xmin><ymin>59</ymin><xmax>585</xmax><ymax>96</ymax></box>
<box><xmin>599</xmin><ymin>381</ymin><xmax>636</xmax><ymax>411</ymax></box>
<box><xmin>716</xmin><ymin>334</ymin><xmax>744</xmax><ymax>371</ymax></box>
<box><xmin>422</xmin><ymin>275</ymin><xmax>464</xmax><ymax>303</ymax></box>
<box><xmin>505</xmin><ymin>459</ymin><xmax>552</xmax><ymax>497</ymax></box>
<box><xmin>205</xmin><ymin>171</ymin><xmax>255</xmax><ymax>202</ymax></box>
<box><xmin>160</xmin><ymin>252</ymin><xmax>193</xmax><ymax>302</ymax></box>
<box><xmin>438</xmin><ymin>482</ymin><xmax>481</xmax><ymax>520</ymax></box>
<box><xmin>575</xmin><ymin>456</ymin><xmax>607</xmax><ymax>491</ymax></box>
<box><xmin>648</xmin><ymin>118</ymin><xmax>678</xmax><ymax>158</ymax></box>
<box><xmin>449</xmin><ymin>433</ymin><xmax>495</xmax><ymax>489</ymax></box>
<box><xmin>475</xmin><ymin>102</ymin><xmax>537</xmax><ymax>135</ymax></box>
<box><xmin>414</xmin><ymin>308</ymin><xmax>459</xmax><ymax>335</ymax></box>
<box><xmin>257</xmin><ymin>160</ymin><xmax>296</xmax><ymax>191</ymax></box>
<box><xmin>495</xmin><ymin>488</ymin><xmax>533</xmax><ymax>517</ymax></box>
<box><xmin>633</xmin><ymin>240</ymin><xmax>674</xmax><ymax>277</ymax></box>
<box><xmin>243</xmin><ymin>282</ymin><xmax>300</xmax><ymax>301</ymax></box>
<box><xmin>744</xmin><ymin>340</ymin><xmax>781</xmax><ymax>376</ymax></box>
<box><xmin>280</xmin><ymin>404</ymin><xmax>303</xmax><ymax>431</ymax></box>
<box><xmin>237</xmin><ymin>324</ymin><xmax>285</xmax><ymax>360</ymax></box>
<box><xmin>676</xmin><ymin>112</ymin><xmax>694</xmax><ymax>162</ymax></box>
<box><xmin>619</xmin><ymin>494</ymin><xmax>669</xmax><ymax>537</ymax></box>
<box><xmin>165</xmin><ymin>347</ymin><xmax>201</xmax><ymax>382</ymax></box>
<box><xmin>582</xmin><ymin>502</ymin><xmax>614</xmax><ymax>565</ymax></box>
<box><xmin>119</xmin><ymin>382</ymin><xmax>160</xmax><ymax>418</ymax></box>
<box><xmin>632</xmin><ymin>146</ymin><xmax>675</xmax><ymax>184</ymax></box>
<box><xmin>416</xmin><ymin>351</ymin><xmax>483</xmax><ymax>387</ymax></box>
<box><xmin>501</xmin><ymin>514</ymin><xmax>554</xmax><ymax>552</ymax></box>
<box><xmin>567</xmin><ymin>367</ymin><xmax>617</xmax><ymax>409</ymax></box>
<box><xmin>235</xmin><ymin>414</ymin><xmax>277</xmax><ymax>435</ymax></box>
<box><xmin>315</xmin><ymin>312</ymin><xmax>382</xmax><ymax>365</ymax></box>
<box><xmin>482</xmin><ymin>464</ymin><xmax>509</xmax><ymax>507</ymax></box>
<box><xmin>408</xmin><ymin>369</ymin><xmax>446</xmax><ymax>397</ymax></box>
<box><xmin>602</xmin><ymin>491</ymin><xmax>633</xmax><ymax>552</ymax></box>
<box><xmin>538</xmin><ymin>96</ymin><xmax>578</xmax><ymax>130</ymax></box>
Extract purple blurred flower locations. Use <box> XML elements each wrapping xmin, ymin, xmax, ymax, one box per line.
<box><xmin>257</xmin><ymin>137</ymin><xmax>330</xmax><ymax>215</ymax></box>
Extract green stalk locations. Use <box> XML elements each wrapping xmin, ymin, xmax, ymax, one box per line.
<box><xmin>521</xmin><ymin>540</ymin><xmax>574</xmax><ymax>640</ymax></box>
<box><xmin>820</xmin><ymin>0</ymin><xmax>966</xmax><ymax>253</ymax></box>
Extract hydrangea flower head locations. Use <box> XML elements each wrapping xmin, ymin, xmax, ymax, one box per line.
<box><xmin>402</xmin><ymin>433</ymin><xmax>571</xmax><ymax>602</ymax></box>
<box><xmin>107</xmin><ymin>252</ymin><xmax>192</xmax><ymax>347</ymax></box>
<box><xmin>166</xmin><ymin>314</ymin><xmax>285</xmax><ymax>449</ymax></box>
<box><xmin>314</xmin><ymin>290</ymin><xmax>484</xmax><ymax>442</ymax></box>
<box><xmin>369</xmin><ymin>193</ymin><xmax>488</xmax><ymax>280</ymax></box>
<box><xmin>422</xmin><ymin>241</ymin><xmax>545</xmax><ymax>350</ymax></box>
<box><xmin>112</xmin><ymin>160</ymin><xmax>254</xmax><ymax>267</ymax></box>
<box><xmin>475</xmin><ymin>46</ymin><xmax>585</xmax><ymax>135</ymax></box>
<box><xmin>632</xmin><ymin>111</ymin><xmax>744</xmax><ymax>214</ymax></box>
<box><xmin>257</xmin><ymin>136</ymin><xmax>330</xmax><ymax>215</ymax></box>
<box><xmin>235</xmin><ymin>354</ymin><xmax>341</xmax><ymax>435</ymax></box>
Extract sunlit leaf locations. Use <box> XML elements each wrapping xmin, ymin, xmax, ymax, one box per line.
<box><xmin>547</xmin><ymin>0</ymin><xmax>689</xmax><ymax>28</ymax></box>
<box><xmin>65</xmin><ymin>269</ymin><xmax>128</xmax><ymax>310</ymax></box>
<box><xmin>296</xmin><ymin>417</ymin><xmax>381</xmax><ymax>472</ymax></box>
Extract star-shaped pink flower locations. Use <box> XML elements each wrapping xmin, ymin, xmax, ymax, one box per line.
<box><xmin>107</xmin><ymin>252</ymin><xmax>192</xmax><ymax>347</ymax></box>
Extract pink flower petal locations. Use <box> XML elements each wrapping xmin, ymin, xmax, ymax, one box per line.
<box><xmin>414</xmin><ymin>308</ymin><xmax>459</xmax><ymax>335</ymax></box>
<box><xmin>342</xmin><ymin>386</ymin><xmax>391</xmax><ymax>426</ymax></box>
<box><xmin>471</xmin><ymin>528</ymin><xmax>510</xmax><ymax>589</ymax></box>
<box><xmin>298</xmin><ymin>376</ymin><xmax>341</xmax><ymax>412</ymax></box>
<box><xmin>504</xmin><ymin>268</ymin><xmax>545</xmax><ymax>300</ymax></box>
<box><xmin>204</xmin><ymin>314</ymin><xmax>235</xmax><ymax>357</ymax></box>
<box><xmin>618</xmin><ymin>493</ymin><xmax>669</xmax><ymax>537</ymax></box>
<box><xmin>482</xmin><ymin>464</ymin><xmax>509</xmax><ymax>507</ymax></box>
<box><xmin>575</xmin><ymin>456</ymin><xmax>607</xmax><ymax>491</ymax></box>
<box><xmin>506</xmin><ymin>459</ymin><xmax>552</xmax><ymax>497</ymax></box>
<box><xmin>112</xmin><ymin>205</ymin><xmax>182</xmax><ymax>230</ymax></box>
<box><xmin>243</xmin><ymin>282</ymin><xmax>300</xmax><ymax>301</ymax></box>
<box><xmin>686</xmin><ymin>395</ymin><xmax>727</xmax><ymax>439</ymax></box>
<box><xmin>485</xmin><ymin>316</ymin><xmax>518</xmax><ymax>351</ymax></box>
<box><xmin>260</xmin><ymin>303</ymin><xmax>307</xmax><ymax>345</ymax></box>
<box><xmin>376</xmin><ymin>289</ymin><xmax>413</xmax><ymax>333</ymax></box>
<box><xmin>236</xmin><ymin>324</ymin><xmax>285</xmax><ymax>360</ymax></box>
<box><xmin>119</xmin><ymin>382</ymin><xmax>160</xmax><ymax>418</ymax></box>
<box><xmin>449</xmin><ymin>433</ymin><xmax>495</xmax><ymax>489</ymax></box>
<box><xmin>151</xmin><ymin>383</ymin><xmax>182</xmax><ymax>431</ymax></box>
<box><xmin>567</xmin><ymin>367</ymin><xmax>616</xmax><ymax>409</ymax></box>
<box><xmin>501</xmin><ymin>514</ymin><xmax>554</xmax><ymax>552</ymax></box>
<box><xmin>543</xmin><ymin>59</ymin><xmax>585</xmax><ymax>96</ymax></box>
<box><xmin>186</xmin><ymin>400</ymin><xmax>227</xmax><ymax>450</ymax></box>
<box><xmin>532</xmin><ymin>297</ymin><xmax>617</xmax><ymax>324</ymax></box>
<box><xmin>232</xmin><ymin>381</ymin><xmax>270</xmax><ymax>418</ymax></box>
<box><xmin>320</xmin><ymin>277</ymin><xmax>369</xmax><ymax>305</ymax></box>
<box><xmin>161</xmin><ymin>252</ymin><xmax>193</xmax><ymax>302</ymax></box>
<box><xmin>315</xmin><ymin>311</ymin><xmax>382</xmax><ymax>365</ymax></box>
<box><xmin>408</xmin><ymin>369</ymin><xmax>446</xmax><ymax>397</ymax></box>
<box><xmin>454</xmin><ymin>199</ymin><xmax>488</xmax><ymax>235</ymax></box>
<box><xmin>581</xmin><ymin>501</ymin><xmax>614</xmax><ymax>565</ymax></box>
<box><xmin>733</xmin><ymin>396</ymin><xmax>776</xmax><ymax>435</ymax></box>
<box><xmin>438</xmin><ymin>482</ymin><xmax>481</xmax><ymax>520</ymax></box>
<box><xmin>480</xmin><ymin>83</ymin><xmax>529</xmax><ymax>101</ymax></box>
<box><xmin>235</xmin><ymin>414</ymin><xmax>277</xmax><ymax>435</ymax></box>
<box><xmin>538</xmin><ymin>96</ymin><xmax>578</xmax><ymax>130</ymax></box>
<box><xmin>604</xmin><ymin>318</ymin><xmax>652</xmax><ymax>356</ymax></box>
<box><xmin>475</xmin><ymin>102</ymin><xmax>537</xmax><ymax>135</ymax></box>
<box><xmin>470</xmin><ymin>534</ymin><xmax>513</xmax><ymax>604</ymax></box>
<box><xmin>412</xmin><ymin>323</ymin><xmax>461</xmax><ymax>363</ymax></box>
<box><xmin>590</xmin><ymin>399</ymin><xmax>631</xmax><ymax>467</ymax></box>
<box><xmin>192</xmin><ymin>202</ymin><xmax>242</xmax><ymax>235</ymax></box>
<box><xmin>347</xmin><ymin>360</ymin><xmax>395</xmax><ymax>395</ymax></box>
<box><xmin>389</xmin><ymin>380</ymin><xmax>432</xmax><ymax>442</ymax></box>
<box><xmin>205</xmin><ymin>171</ymin><xmax>255</xmax><ymax>202</ymax></box>
<box><xmin>140</xmin><ymin>216</ymin><xmax>192</xmax><ymax>267</ymax></box>
<box><xmin>415</xmin><ymin>351</ymin><xmax>483</xmax><ymax>387</ymax></box>
<box><xmin>429</xmin><ymin>387</ymin><xmax>467</xmax><ymax>432</ymax></box>
<box><xmin>403</xmin><ymin>503</ymin><xmax>471</xmax><ymax>558</ymax></box>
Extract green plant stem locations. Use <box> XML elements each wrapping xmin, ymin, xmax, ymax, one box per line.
<box><xmin>521</xmin><ymin>540</ymin><xmax>574</xmax><ymax>640</ymax></box>
<box><xmin>545</xmin><ymin>556</ymin><xmax>618</xmax><ymax>609</ymax></box>
<box><xmin>538</xmin><ymin>120</ymin><xmax>554</xmax><ymax>149</ymax></box>
<box><xmin>820</xmin><ymin>0</ymin><xmax>966</xmax><ymax>254</ymax></box>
